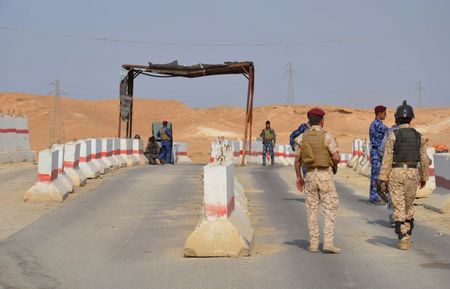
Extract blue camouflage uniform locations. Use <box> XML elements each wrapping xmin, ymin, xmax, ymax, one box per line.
<box><xmin>157</xmin><ymin>127</ymin><xmax>173</xmax><ymax>164</ymax></box>
<box><xmin>290</xmin><ymin>123</ymin><xmax>310</xmax><ymax>176</ymax></box>
<box><xmin>369</xmin><ymin>118</ymin><xmax>388</xmax><ymax>202</ymax></box>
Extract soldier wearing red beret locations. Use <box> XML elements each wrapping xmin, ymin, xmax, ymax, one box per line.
<box><xmin>294</xmin><ymin>108</ymin><xmax>341</xmax><ymax>253</ymax></box>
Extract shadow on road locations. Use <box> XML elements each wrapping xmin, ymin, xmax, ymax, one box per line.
<box><xmin>365</xmin><ymin>218</ymin><xmax>392</xmax><ymax>228</ymax></box>
<box><xmin>366</xmin><ymin>235</ymin><xmax>398</xmax><ymax>248</ymax></box>
<box><xmin>284</xmin><ymin>239</ymin><xmax>309</xmax><ymax>251</ymax></box>
<box><xmin>284</xmin><ymin>197</ymin><xmax>305</xmax><ymax>203</ymax></box>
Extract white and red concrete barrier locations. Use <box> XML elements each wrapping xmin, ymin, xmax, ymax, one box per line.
<box><xmin>347</xmin><ymin>139</ymin><xmax>364</xmax><ymax>168</ymax></box>
<box><xmin>133</xmin><ymin>139</ymin><xmax>148</xmax><ymax>165</ymax></box>
<box><xmin>285</xmin><ymin>145</ymin><xmax>295</xmax><ymax>166</ymax></box>
<box><xmin>52</xmin><ymin>144</ymin><xmax>74</xmax><ymax>193</ymax></box>
<box><xmin>120</xmin><ymin>138</ymin><xmax>140</xmax><ymax>167</ymax></box>
<box><xmin>173</xmin><ymin>142</ymin><xmax>192</xmax><ymax>164</ymax></box>
<box><xmin>424</xmin><ymin>153</ymin><xmax>450</xmax><ymax>213</ymax></box>
<box><xmin>0</xmin><ymin>114</ymin><xmax>35</xmax><ymax>164</ymax></box>
<box><xmin>102</xmin><ymin>138</ymin><xmax>119</xmax><ymax>169</ymax></box>
<box><xmin>184</xmin><ymin>162</ymin><xmax>254</xmax><ymax>257</ymax></box>
<box><xmin>90</xmin><ymin>138</ymin><xmax>110</xmax><ymax>174</ymax></box>
<box><xmin>112</xmin><ymin>138</ymin><xmax>127</xmax><ymax>168</ymax></box>
<box><xmin>79</xmin><ymin>139</ymin><xmax>101</xmax><ymax>179</ymax></box>
<box><xmin>24</xmin><ymin>149</ymin><xmax>70</xmax><ymax>202</ymax></box>
<box><xmin>63</xmin><ymin>141</ymin><xmax>87</xmax><ymax>187</ymax></box>
<box><xmin>416</xmin><ymin>147</ymin><xmax>436</xmax><ymax>198</ymax></box>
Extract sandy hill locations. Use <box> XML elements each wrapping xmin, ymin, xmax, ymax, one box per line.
<box><xmin>1</xmin><ymin>92</ymin><xmax>449</xmax><ymax>163</ymax></box>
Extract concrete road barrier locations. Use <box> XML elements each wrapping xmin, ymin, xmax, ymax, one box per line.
<box><xmin>274</xmin><ymin>144</ymin><xmax>287</xmax><ymax>165</ymax></box>
<box><xmin>133</xmin><ymin>139</ymin><xmax>148</xmax><ymax>165</ymax></box>
<box><xmin>174</xmin><ymin>142</ymin><xmax>192</xmax><ymax>164</ymax></box>
<box><xmin>24</xmin><ymin>149</ymin><xmax>70</xmax><ymax>202</ymax></box>
<box><xmin>90</xmin><ymin>138</ymin><xmax>110</xmax><ymax>174</ymax></box>
<box><xmin>416</xmin><ymin>147</ymin><xmax>436</xmax><ymax>198</ymax></box>
<box><xmin>52</xmin><ymin>144</ymin><xmax>74</xmax><ymax>193</ymax></box>
<box><xmin>285</xmin><ymin>145</ymin><xmax>295</xmax><ymax>166</ymax></box>
<box><xmin>63</xmin><ymin>141</ymin><xmax>87</xmax><ymax>187</ymax></box>
<box><xmin>424</xmin><ymin>153</ymin><xmax>450</xmax><ymax>213</ymax></box>
<box><xmin>79</xmin><ymin>139</ymin><xmax>100</xmax><ymax>179</ymax></box>
<box><xmin>184</xmin><ymin>163</ymin><xmax>254</xmax><ymax>257</ymax></box>
<box><xmin>102</xmin><ymin>138</ymin><xmax>119</xmax><ymax>169</ymax></box>
<box><xmin>120</xmin><ymin>138</ymin><xmax>139</xmax><ymax>167</ymax></box>
<box><xmin>112</xmin><ymin>138</ymin><xmax>127</xmax><ymax>167</ymax></box>
<box><xmin>0</xmin><ymin>114</ymin><xmax>35</xmax><ymax>164</ymax></box>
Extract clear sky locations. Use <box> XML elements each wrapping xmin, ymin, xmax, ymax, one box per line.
<box><xmin>1</xmin><ymin>0</ymin><xmax>449</xmax><ymax>108</ymax></box>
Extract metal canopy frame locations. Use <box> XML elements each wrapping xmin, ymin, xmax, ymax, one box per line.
<box><xmin>118</xmin><ymin>61</ymin><xmax>255</xmax><ymax>165</ymax></box>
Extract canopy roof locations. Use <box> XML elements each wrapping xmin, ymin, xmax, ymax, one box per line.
<box><xmin>122</xmin><ymin>60</ymin><xmax>254</xmax><ymax>78</ymax></box>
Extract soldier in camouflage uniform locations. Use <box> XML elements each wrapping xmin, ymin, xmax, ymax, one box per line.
<box><xmin>260</xmin><ymin>120</ymin><xmax>276</xmax><ymax>166</ymax></box>
<box><xmin>379</xmin><ymin>101</ymin><xmax>429</xmax><ymax>250</ymax></box>
<box><xmin>294</xmin><ymin>108</ymin><xmax>341</xmax><ymax>254</ymax></box>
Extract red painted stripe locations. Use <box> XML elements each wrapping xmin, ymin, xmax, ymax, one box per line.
<box><xmin>275</xmin><ymin>153</ymin><xmax>284</xmax><ymax>157</ymax></box>
<box><xmin>429</xmin><ymin>168</ymin><xmax>435</xmax><ymax>177</ymax></box>
<box><xmin>210</xmin><ymin>157</ymin><xmax>214</xmax><ymax>163</ymax></box>
<box><xmin>176</xmin><ymin>152</ymin><xmax>187</xmax><ymax>156</ymax></box>
<box><xmin>205</xmin><ymin>196</ymin><xmax>235</xmax><ymax>218</ymax></box>
<box><xmin>64</xmin><ymin>160</ymin><xmax>79</xmax><ymax>168</ymax></box>
<box><xmin>0</xmin><ymin>128</ymin><xmax>16</xmax><ymax>133</ymax></box>
<box><xmin>37</xmin><ymin>169</ymin><xmax>58</xmax><ymax>183</ymax></box>
<box><xmin>79</xmin><ymin>156</ymin><xmax>92</xmax><ymax>162</ymax></box>
<box><xmin>119</xmin><ymin>149</ymin><xmax>132</xmax><ymax>155</ymax></box>
<box><xmin>101</xmin><ymin>151</ymin><xmax>113</xmax><ymax>157</ymax></box>
<box><xmin>16</xmin><ymin>129</ymin><xmax>29</xmax><ymax>134</ymax></box>
<box><xmin>436</xmin><ymin>175</ymin><xmax>450</xmax><ymax>190</ymax></box>
<box><xmin>113</xmin><ymin>149</ymin><xmax>120</xmax><ymax>155</ymax></box>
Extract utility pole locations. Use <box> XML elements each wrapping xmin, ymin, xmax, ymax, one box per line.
<box><xmin>286</xmin><ymin>62</ymin><xmax>295</xmax><ymax>105</ymax></box>
<box><xmin>416</xmin><ymin>81</ymin><xmax>424</xmax><ymax>108</ymax></box>
<box><xmin>49</xmin><ymin>80</ymin><xmax>65</xmax><ymax>145</ymax></box>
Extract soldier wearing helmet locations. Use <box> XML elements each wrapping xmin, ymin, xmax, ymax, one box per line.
<box><xmin>379</xmin><ymin>101</ymin><xmax>429</xmax><ymax>250</ymax></box>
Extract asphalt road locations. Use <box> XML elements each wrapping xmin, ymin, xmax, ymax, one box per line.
<box><xmin>1</xmin><ymin>164</ymin><xmax>450</xmax><ymax>289</ymax></box>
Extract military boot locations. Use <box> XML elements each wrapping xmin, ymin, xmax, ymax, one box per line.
<box><xmin>323</xmin><ymin>243</ymin><xmax>341</xmax><ymax>254</ymax></box>
<box><xmin>398</xmin><ymin>238</ymin><xmax>411</xmax><ymax>250</ymax></box>
<box><xmin>308</xmin><ymin>242</ymin><xmax>319</xmax><ymax>253</ymax></box>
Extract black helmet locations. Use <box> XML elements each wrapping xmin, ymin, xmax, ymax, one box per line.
<box><xmin>395</xmin><ymin>100</ymin><xmax>415</xmax><ymax>119</ymax></box>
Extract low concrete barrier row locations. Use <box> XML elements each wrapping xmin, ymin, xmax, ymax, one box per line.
<box><xmin>0</xmin><ymin>114</ymin><xmax>35</xmax><ymax>163</ymax></box>
<box><xmin>24</xmin><ymin>138</ymin><xmax>148</xmax><ymax>202</ymax></box>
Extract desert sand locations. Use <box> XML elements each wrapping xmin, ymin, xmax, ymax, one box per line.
<box><xmin>1</xmin><ymin>92</ymin><xmax>449</xmax><ymax>163</ymax></box>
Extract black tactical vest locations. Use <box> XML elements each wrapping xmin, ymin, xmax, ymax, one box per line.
<box><xmin>393</xmin><ymin>128</ymin><xmax>421</xmax><ymax>163</ymax></box>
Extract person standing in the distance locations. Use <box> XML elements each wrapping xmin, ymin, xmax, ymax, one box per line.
<box><xmin>369</xmin><ymin>105</ymin><xmax>389</xmax><ymax>205</ymax></box>
<box><xmin>295</xmin><ymin>108</ymin><xmax>341</xmax><ymax>254</ymax></box>
<box><xmin>157</xmin><ymin>121</ymin><xmax>173</xmax><ymax>165</ymax></box>
<box><xmin>379</xmin><ymin>101</ymin><xmax>429</xmax><ymax>250</ymax></box>
<box><xmin>260</xmin><ymin>120</ymin><xmax>276</xmax><ymax>166</ymax></box>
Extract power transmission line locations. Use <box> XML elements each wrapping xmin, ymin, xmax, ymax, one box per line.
<box><xmin>415</xmin><ymin>81</ymin><xmax>424</xmax><ymax>108</ymax></box>
<box><xmin>286</xmin><ymin>62</ymin><xmax>295</xmax><ymax>105</ymax></box>
<box><xmin>49</xmin><ymin>80</ymin><xmax>65</xmax><ymax>145</ymax></box>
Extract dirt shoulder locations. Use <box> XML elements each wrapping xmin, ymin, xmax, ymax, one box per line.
<box><xmin>335</xmin><ymin>166</ymin><xmax>450</xmax><ymax>235</ymax></box>
<box><xmin>0</xmin><ymin>162</ymin><xmax>127</xmax><ymax>240</ymax></box>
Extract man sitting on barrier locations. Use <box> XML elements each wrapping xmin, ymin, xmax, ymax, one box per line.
<box><xmin>145</xmin><ymin>136</ymin><xmax>161</xmax><ymax>165</ymax></box>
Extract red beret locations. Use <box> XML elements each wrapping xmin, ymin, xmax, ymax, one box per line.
<box><xmin>307</xmin><ymin>108</ymin><xmax>325</xmax><ymax>118</ymax></box>
<box><xmin>374</xmin><ymin>105</ymin><xmax>386</xmax><ymax>113</ymax></box>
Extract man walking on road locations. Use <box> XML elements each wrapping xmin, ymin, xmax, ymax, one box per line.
<box><xmin>294</xmin><ymin>108</ymin><xmax>341</xmax><ymax>254</ymax></box>
<box><xmin>157</xmin><ymin>121</ymin><xmax>173</xmax><ymax>165</ymax></box>
<box><xmin>260</xmin><ymin>120</ymin><xmax>276</xmax><ymax>166</ymax></box>
<box><xmin>379</xmin><ymin>101</ymin><xmax>429</xmax><ymax>250</ymax></box>
<box><xmin>369</xmin><ymin>105</ymin><xmax>388</xmax><ymax>205</ymax></box>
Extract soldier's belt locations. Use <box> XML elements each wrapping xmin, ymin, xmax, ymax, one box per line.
<box><xmin>392</xmin><ymin>163</ymin><xmax>418</xmax><ymax>169</ymax></box>
<box><xmin>306</xmin><ymin>167</ymin><xmax>330</xmax><ymax>172</ymax></box>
